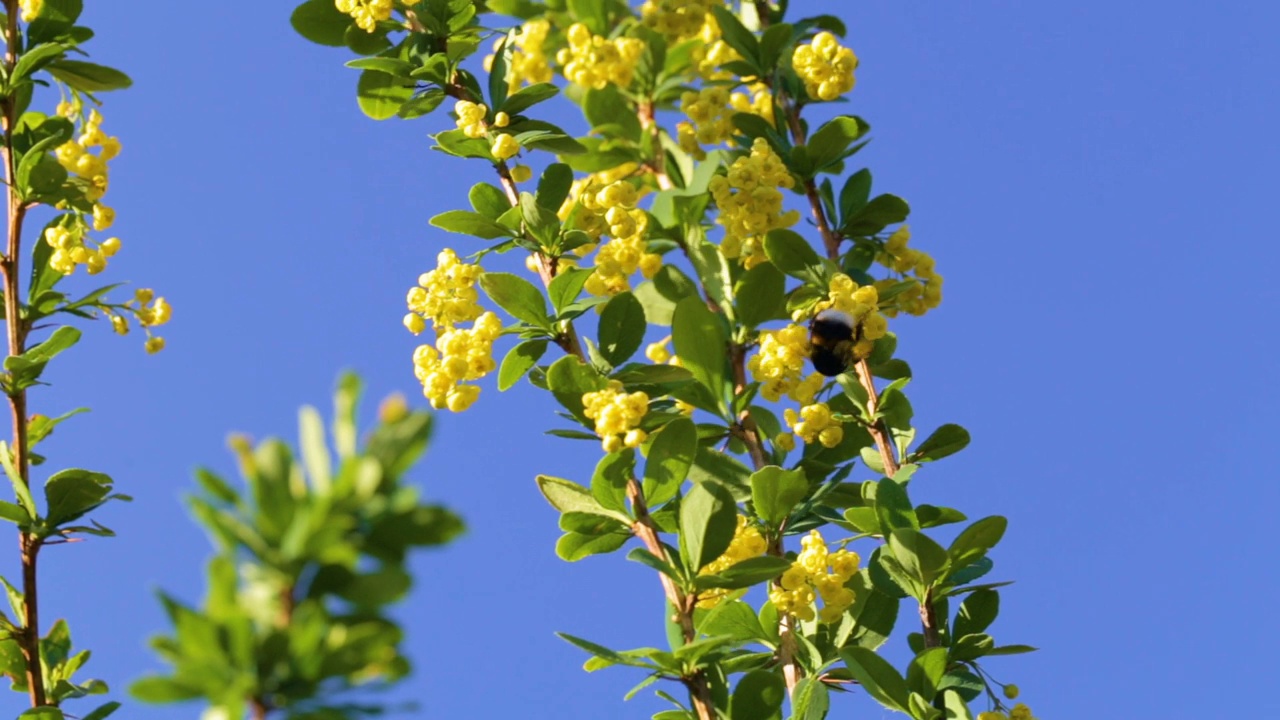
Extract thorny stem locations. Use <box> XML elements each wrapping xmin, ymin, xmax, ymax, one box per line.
<box><xmin>1</xmin><ymin>1</ymin><xmax>45</xmax><ymax>708</ymax></box>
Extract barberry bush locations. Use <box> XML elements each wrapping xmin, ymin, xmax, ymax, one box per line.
<box><xmin>0</xmin><ymin>0</ymin><xmax>170</xmax><ymax>717</ymax></box>
<box><xmin>131</xmin><ymin>375</ymin><xmax>464</xmax><ymax>718</ymax></box>
<box><xmin>292</xmin><ymin>1</ymin><xmax>1036</xmax><ymax>719</ymax></box>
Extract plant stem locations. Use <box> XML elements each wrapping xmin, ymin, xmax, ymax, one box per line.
<box><xmin>625</xmin><ymin>479</ymin><xmax>715</xmax><ymax>720</ymax></box>
<box><xmin>1</xmin><ymin>2</ymin><xmax>45</xmax><ymax>707</ymax></box>
<box><xmin>489</xmin><ymin>152</ymin><xmax>715</xmax><ymax>718</ymax></box>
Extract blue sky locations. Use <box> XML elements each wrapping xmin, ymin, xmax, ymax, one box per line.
<box><xmin>1</xmin><ymin>0</ymin><xmax>1276</xmax><ymax>718</ymax></box>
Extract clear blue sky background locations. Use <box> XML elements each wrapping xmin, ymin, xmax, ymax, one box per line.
<box><xmin>1</xmin><ymin>1</ymin><xmax>1275</xmax><ymax>718</ymax></box>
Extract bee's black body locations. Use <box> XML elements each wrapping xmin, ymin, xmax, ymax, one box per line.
<box><xmin>809</xmin><ymin>309</ymin><xmax>858</xmax><ymax>377</ymax></box>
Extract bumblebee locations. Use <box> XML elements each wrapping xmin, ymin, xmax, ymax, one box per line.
<box><xmin>808</xmin><ymin>309</ymin><xmax>858</xmax><ymax>377</ymax></box>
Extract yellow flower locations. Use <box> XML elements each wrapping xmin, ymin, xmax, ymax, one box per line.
<box><xmin>582</xmin><ymin>381</ymin><xmax>649</xmax><ymax>452</ymax></box>
<box><xmin>711</xmin><ymin>139</ymin><xmax>800</xmax><ymax>268</ymax></box>
<box><xmin>406</xmin><ymin>248</ymin><xmax>484</xmax><ymax>331</ymax></box>
<box><xmin>747</xmin><ymin>324</ymin><xmax>813</xmax><ymax>402</ymax></box>
<box><xmin>785</xmin><ymin>402</ymin><xmax>844</xmax><ymax>448</ymax></box>
<box><xmin>453</xmin><ymin>100</ymin><xmax>489</xmax><ymax>139</ymax></box>
<box><xmin>491</xmin><ymin>133</ymin><xmax>521</xmax><ymax>161</ymax></box>
<box><xmin>509</xmin><ymin>164</ymin><xmax>532</xmax><ymax>183</ymax></box>
<box><xmin>334</xmin><ymin>0</ymin><xmax>392</xmax><ymax>33</ymax></box>
<box><xmin>556</xmin><ymin>23</ymin><xmax>645</xmax><ymax>90</ymax></box>
<box><xmin>767</xmin><ymin>530</ymin><xmax>858</xmax><ymax>623</ymax></box>
<box><xmin>639</xmin><ymin>0</ymin><xmax>721</xmax><ymax>40</ymax></box>
<box><xmin>19</xmin><ymin>0</ymin><xmax>42</xmax><ymax>22</ymax></box>
<box><xmin>645</xmin><ymin>338</ymin><xmax>672</xmax><ymax>364</ymax></box>
<box><xmin>876</xmin><ymin>225</ymin><xmax>943</xmax><ymax>317</ymax></box>
<box><xmin>412</xmin><ymin>312</ymin><xmax>502</xmax><ymax>412</ymax></box>
<box><xmin>697</xmin><ymin>515</ymin><xmax>769</xmax><ymax>608</ymax></box>
<box><xmin>92</xmin><ymin>204</ymin><xmax>115</xmax><ymax>231</ymax></box>
<box><xmin>792</xmin><ymin>31</ymin><xmax>858</xmax><ymax>101</ymax></box>
<box><xmin>1003</xmin><ymin>684</ymin><xmax>1020</xmax><ymax>700</ymax></box>
<box><xmin>144</xmin><ymin>337</ymin><xmax>165</xmax><ymax>354</ymax></box>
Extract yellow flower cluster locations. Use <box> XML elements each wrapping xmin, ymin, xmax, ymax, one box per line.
<box><xmin>19</xmin><ymin>0</ymin><xmax>41</xmax><ymax>22</ymax></box>
<box><xmin>792</xmin><ymin>31</ymin><xmax>858</xmax><ymax>101</ymax></box>
<box><xmin>582</xmin><ymin>380</ymin><xmax>649</xmax><ymax>453</ymax></box>
<box><xmin>44</xmin><ymin>222</ymin><xmax>119</xmax><ymax>276</ymax></box>
<box><xmin>978</xmin><ymin>704</ymin><xmax>1037</xmax><ymax>720</ymax></box>
<box><xmin>404</xmin><ymin>249</ymin><xmax>484</xmax><ymax>334</ymax></box>
<box><xmin>454</xmin><ymin>100</ymin><xmax>489</xmax><ymax>139</ymax></box>
<box><xmin>413</xmin><ymin>312</ymin><xmax>502</xmax><ymax>412</ymax></box>
<box><xmin>557</xmin><ymin>163</ymin><xmax>642</xmax><ymax>240</ymax></box>
<box><xmin>813</xmin><ymin>273</ymin><xmax>888</xmax><ymax>359</ymax></box>
<box><xmin>335</xmin><ymin>0</ymin><xmax>391</xmax><ymax>33</ymax></box>
<box><xmin>577</xmin><ymin>181</ymin><xmax>661</xmax><ymax>297</ymax></box>
<box><xmin>710</xmin><ymin>138</ymin><xmax>800</xmax><ymax>268</ymax></box>
<box><xmin>747</xmin><ymin>324</ymin><xmax>824</xmax><ymax>403</ymax></box>
<box><xmin>55</xmin><ymin>109</ymin><xmax>119</xmax><ymax>205</ymax></box>
<box><xmin>784</xmin><ymin>402</ymin><xmax>843</xmax><ymax>448</ymax></box>
<box><xmin>876</xmin><ymin>225</ymin><xmax>943</xmax><ymax>317</ymax></box>
<box><xmin>491</xmin><ymin>132</ymin><xmax>520</xmax><ymax>161</ymax></box>
<box><xmin>676</xmin><ymin>87</ymin><xmax>734</xmax><ymax>160</ymax></box>
<box><xmin>556</xmin><ymin>23</ymin><xmax>644</xmax><ymax>90</ymax></box>
<box><xmin>769</xmin><ymin>530</ymin><xmax>859</xmax><ymax>623</ymax></box>
<box><xmin>640</xmin><ymin>0</ymin><xmax>722</xmax><ymax>39</ymax></box>
<box><xmin>487</xmin><ymin>20</ymin><xmax>555</xmax><ymax>88</ymax></box>
<box><xmin>696</xmin><ymin>515</ymin><xmax>768</xmax><ymax>608</ymax></box>
<box><xmin>110</xmin><ymin>288</ymin><xmax>171</xmax><ymax>354</ymax></box>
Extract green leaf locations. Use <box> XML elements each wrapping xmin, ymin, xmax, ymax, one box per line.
<box><xmin>806</xmin><ymin>116</ymin><xmax>868</xmax><ymax>171</ymax></box>
<box><xmin>81</xmin><ymin>702</ymin><xmax>120</xmax><ymax>720</ymax></box>
<box><xmin>345</xmin><ymin>57</ymin><xmax>414</xmax><ymax>76</ymax></box>
<box><xmin>498</xmin><ymin>339</ymin><xmax>547</xmax><ymax>391</ymax></box>
<box><xmin>469</xmin><ymin>182</ymin><xmax>510</xmax><ymax>219</ymax></box>
<box><xmin>519</xmin><ymin>191</ymin><xmax>561</xmax><ymax>245</ymax></box>
<box><xmin>698</xmin><ymin>556</ymin><xmax>791</xmax><ymax>589</ymax></box>
<box><xmin>840</xmin><ymin>646</ymin><xmax>910</xmax><ymax>712</ymax></box>
<box><xmin>536</xmin><ymin>163</ymin><xmax>574</xmax><ymax>211</ymax></box>
<box><xmin>591</xmin><ymin>449</ymin><xmax>633</xmax><ymax>515</ymax></box>
<box><xmin>0</xmin><ymin>500</ymin><xmax>30</xmax><ymax>525</ymax></box>
<box><xmin>671</xmin><ymin>296</ymin><xmax>727</xmax><ymax>412</ymax></box>
<box><xmin>843</xmin><ymin>194</ymin><xmax>910</xmax><ymax>236</ymax></box>
<box><xmin>0</xmin><ymin>441</ymin><xmax>35</xmax><ymax>515</ymax></box>
<box><xmin>873</xmin><ymin>477</ymin><xmax>918</xmax><ymax>533</ymax></box>
<box><xmin>479</xmin><ymin>271</ymin><xmax>551</xmax><ymax>328</ymax></box>
<box><xmin>536</xmin><ymin>475</ymin><xmax>631</xmax><ymax>524</ymax></box>
<box><xmin>501</xmin><ymin>82</ymin><xmax>559</xmax><ymax>114</ymax></box>
<box><xmin>626</xmin><ymin>547</ymin><xmax>678</xmax><ymax>579</ymax></box>
<box><xmin>986</xmin><ymin>644</ymin><xmax>1038</xmax><ymax>656</ymax></box>
<box><xmin>45</xmin><ymin>60</ymin><xmax>131</xmax><ymax>92</ymax></box>
<box><xmin>948</xmin><ymin>516</ymin><xmax>1007</xmax><ymax>571</ymax></box>
<box><xmin>790</xmin><ymin>676</ymin><xmax>831</xmax><ymax>720</ymax></box>
<box><xmin>18</xmin><ymin>708</ymin><xmax>65</xmax><ymax>719</ymax></box>
<box><xmin>763</xmin><ymin>228</ymin><xmax>824</xmax><ymax>284</ymax></box>
<box><xmin>548</xmin><ymin>267</ymin><xmax>594</xmax><ymax>314</ymax></box>
<box><xmin>642</xmin><ymin>416</ymin><xmax>696</xmax><ymax>507</ymax></box>
<box><xmin>748</xmin><ymin>465</ymin><xmax>808</xmax><ymax>525</ymax></box>
<box><xmin>953</xmin><ymin>589</ymin><xmax>999</xmax><ymax>638</ymax></box>
<box><xmin>844</xmin><ymin>569</ymin><xmax>899</xmax><ymax>650</ymax></box>
<box><xmin>44</xmin><ymin>468</ymin><xmax>118</xmax><ymax>526</ymax></box>
<box><xmin>912</xmin><ymin>424</ymin><xmax>971</xmax><ymax>463</ymax></box>
<box><xmin>430</xmin><ymin>209</ymin><xmax>513</xmax><ymax>239</ymax></box>
<box><xmin>701</xmin><ymin>599</ymin><xmax>767</xmax><ymax>641</ymax></box>
<box><xmin>734</xmin><ymin>261</ymin><xmax>786</xmax><ymax>328</ymax></box>
<box><xmin>27</xmin><ymin>0</ymin><xmax>83</xmax><ymax>44</ymax></box>
<box><xmin>290</xmin><ymin>0</ymin><xmax>351</xmax><ymax>46</ymax></box>
<box><xmin>678</xmin><ymin>481</ymin><xmax>737</xmax><ymax>571</ymax></box>
<box><xmin>839</xmin><ymin>168</ymin><xmax>872</xmax><ymax>220</ymax></box>
<box><xmin>710</xmin><ymin>6</ymin><xmax>761</xmax><ymax>69</ymax></box>
<box><xmin>906</xmin><ymin>647</ymin><xmax>948</xmax><ymax>700</ymax></box>
<box><xmin>298</xmin><ymin>406</ymin><xmax>331</xmax><ymax>494</ymax></box>
<box><xmin>730</xmin><ymin>670</ymin><xmax>785</xmax><ymax>720</ymax></box>
<box><xmin>597</xmin><ymin>292</ymin><xmax>646</xmax><ymax>367</ymax></box>
<box><xmin>546</xmin><ymin>355</ymin><xmax>607</xmax><ymax>423</ymax></box>
<box><xmin>356</xmin><ymin>70</ymin><xmax>413</xmax><ymax>120</ymax></box>
<box><xmin>888</xmin><ymin>528</ymin><xmax>951</xmax><ymax>588</ymax></box>
<box><xmin>584</xmin><ymin>86</ymin><xmax>642</xmax><ymax>141</ymax></box>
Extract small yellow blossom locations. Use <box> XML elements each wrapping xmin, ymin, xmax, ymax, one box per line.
<box><xmin>768</xmin><ymin>530</ymin><xmax>859</xmax><ymax>623</ymax></box>
<box><xmin>334</xmin><ymin>0</ymin><xmax>391</xmax><ymax>33</ymax></box>
<box><xmin>582</xmin><ymin>380</ymin><xmax>649</xmax><ymax>453</ymax></box>
<box><xmin>405</xmin><ymin>248</ymin><xmax>484</xmax><ymax>331</ymax></box>
<box><xmin>747</xmin><ymin>324</ymin><xmax>824</xmax><ymax>403</ymax></box>
<box><xmin>453</xmin><ymin>100</ymin><xmax>489</xmax><ymax>139</ymax></box>
<box><xmin>809</xmin><ymin>273</ymin><xmax>890</xmax><ymax>360</ymax></box>
<box><xmin>784</xmin><ymin>402</ymin><xmax>844</xmax><ymax>448</ymax></box>
<box><xmin>19</xmin><ymin>0</ymin><xmax>42</xmax><ymax>22</ymax></box>
<box><xmin>645</xmin><ymin>338</ymin><xmax>672</xmax><ymax>364</ymax></box>
<box><xmin>556</xmin><ymin>23</ymin><xmax>644</xmax><ymax>90</ymax></box>
<box><xmin>145</xmin><ymin>337</ymin><xmax>165</xmax><ymax>354</ymax></box>
<box><xmin>876</xmin><ymin>225</ymin><xmax>943</xmax><ymax>317</ymax></box>
<box><xmin>412</xmin><ymin>312</ymin><xmax>502</xmax><ymax>412</ymax></box>
<box><xmin>792</xmin><ymin>31</ymin><xmax>858</xmax><ymax>101</ymax></box>
<box><xmin>710</xmin><ymin>138</ymin><xmax>800</xmax><ymax>268</ymax></box>
<box><xmin>639</xmin><ymin>0</ymin><xmax>721</xmax><ymax>40</ymax></box>
<box><xmin>491</xmin><ymin>133</ymin><xmax>521</xmax><ymax>161</ymax></box>
<box><xmin>510</xmin><ymin>164</ymin><xmax>532</xmax><ymax>183</ymax></box>
<box><xmin>697</xmin><ymin>515</ymin><xmax>768</xmax><ymax>608</ymax></box>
